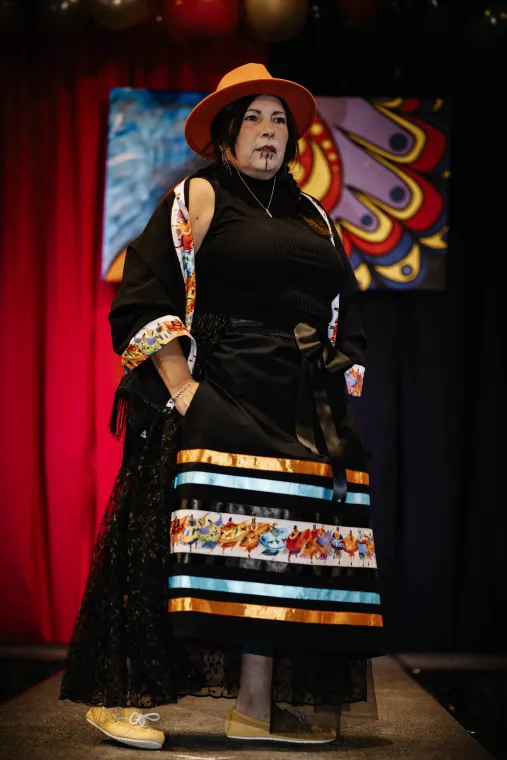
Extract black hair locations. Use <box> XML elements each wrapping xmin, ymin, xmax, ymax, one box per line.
<box><xmin>207</xmin><ymin>94</ymin><xmax>330</xmax><ymax>238</ymax></box>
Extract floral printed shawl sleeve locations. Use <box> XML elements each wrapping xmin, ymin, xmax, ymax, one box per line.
<box><xmin>108</xmin><ymin>179</ymin><xmax>197</xmax><ymax>379</ymax></box>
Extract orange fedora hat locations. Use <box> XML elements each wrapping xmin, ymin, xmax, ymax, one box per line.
<box><xmin>184</xmin><ymin>62</ymin><xmax>317</xmax><ymax>159</ymax></box>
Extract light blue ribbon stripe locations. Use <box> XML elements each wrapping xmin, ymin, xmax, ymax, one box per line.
<box><xmin>173</xmin><ymin>471</ymin><xmax>370</xmax><ymax>504</ymax></box>
<box><xmin>345</xmin><ymin>492</ymin><xmax>370</xmax><ymax>505</ymax></box>
<box><xmin>169</xmin><ymin>575</ymin><xmax>380</xmax><ymax>606</ymax></box>
<box><xmin>173</xmin><ymin>471</ymin><xmax>332</xmax><ymax>500</ymax></box>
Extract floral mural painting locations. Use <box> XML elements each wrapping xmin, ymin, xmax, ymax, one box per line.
<box><xmin>102</xmin><ymin>89</ymin><xmax>449</xmax><ymax>290</ymax></box>
<box><xmin>296</xmin><ymin>97</ymin><xmax>449</xmax><ymax>290</ymax></box>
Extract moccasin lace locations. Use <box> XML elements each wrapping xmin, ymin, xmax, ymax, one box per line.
<box><xmin>127</xmin><ymin>712</ymin><xmax>161</xmax><ymax>728</ymax></box>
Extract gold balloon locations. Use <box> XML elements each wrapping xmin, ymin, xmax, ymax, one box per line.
<box><xmin>90</xmin><ymin>0</ymin><xmax>148</xmax><ymax>30</ymax></box>
<box><xmin>244</xmin><ymin>0</ymin><xmax>309</xmax><ymax>43</ymax></box>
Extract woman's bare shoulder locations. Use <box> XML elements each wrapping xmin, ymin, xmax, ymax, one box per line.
<box><xmin>189</xmin><ymin>177</ymin><xmax>215</xmax><ymax>212</ymax></box>
<box><xmin>188</xmin><ymin>177</ymin><xmax>216</xmax><ymax>252</ymax></box>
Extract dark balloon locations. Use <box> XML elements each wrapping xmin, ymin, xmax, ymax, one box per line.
<box><xmin>90</xmin><ymin>0</ymin><xmax>148</xmax><ymax>30</ymax></box>
<box><xmin>40</xmin><ymin>0</ymin><xmax>88</xmax><ymax>33</ymax></box>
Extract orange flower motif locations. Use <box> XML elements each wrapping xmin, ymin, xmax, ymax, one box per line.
<box><xmin>345</xmin><ymin>365</ymin><xmax>364</xmax><ymax>397</ymax></box>
<box><xmin>176</xmin><ymin>216</ymin><xmax>193</xmax><ymax>253</ymax></box>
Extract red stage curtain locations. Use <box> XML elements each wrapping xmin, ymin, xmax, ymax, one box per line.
<box><xmin>0</xmin><ymin>29</ymin><xmax>266</xmax><ymax>644</ymax></box>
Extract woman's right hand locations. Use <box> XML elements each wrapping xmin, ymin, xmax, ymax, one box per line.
<box><xmin>174</xmin><ymin>381</ymin><xmax>200</xmax><ymax>416</ymax></box>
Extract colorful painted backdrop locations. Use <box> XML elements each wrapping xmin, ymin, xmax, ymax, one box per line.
<box><xmin>102</xmin><ymin>91</ymin><xmax>449</xmax><ymax>289</ymax></box>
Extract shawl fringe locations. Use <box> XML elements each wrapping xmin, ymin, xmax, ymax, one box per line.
<box><xmin>109</xmin><ymin>373</ymin><xmax>172</xmax><ymax>443</ymax></box>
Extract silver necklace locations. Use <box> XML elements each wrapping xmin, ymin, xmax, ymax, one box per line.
<box><xmin>235</xmin><ymin>168</ymin><xmax>276</xmax><ymax>217</ymax></box>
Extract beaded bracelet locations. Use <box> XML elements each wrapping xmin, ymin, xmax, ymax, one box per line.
<box><xmin>171</xmin><ymin>379</ymin><xmax>196</xmax><ymax>403</ymax></box>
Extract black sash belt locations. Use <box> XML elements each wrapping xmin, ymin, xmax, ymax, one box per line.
<box><xmin>227</xmin><ymin>317</ymin><xmax>354</xmax><ymax>502</ymax></box>
<box><xmin>293</xmin><ymin>322</ymin><xmax>354</xmax><ymax>502</ymax></box>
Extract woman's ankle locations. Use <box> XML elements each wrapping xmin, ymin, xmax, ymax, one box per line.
<box><xmin>235</xmin><ymin>696</ymin><xmax>271</xmax><ymax>723</ymax></box>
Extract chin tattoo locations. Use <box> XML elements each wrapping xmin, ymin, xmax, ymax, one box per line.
<box><xmin>258</xmin><ymin>151</ymin><xmax>276</xmax><ymax>170</ymax></box>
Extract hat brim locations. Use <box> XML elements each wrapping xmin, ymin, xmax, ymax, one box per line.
<box><xmin>184</xmin><ymin>77</ymin><xmax>317</xmax><ymax>159</ymax></box>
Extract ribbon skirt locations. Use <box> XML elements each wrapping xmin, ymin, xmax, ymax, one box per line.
<box><xmin>168</xmin><ymin>317</ymin><xmax>385</xmax><ymax>655</ymax></box>
<box><xmin>59</xmin><ymin>314</ymin><xmax>384</xmax><ymax>711</ymax></box>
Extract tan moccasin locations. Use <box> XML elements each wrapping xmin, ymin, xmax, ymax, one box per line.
<box><xmin>86</xmin><ymin>706</ymin><xmax>165</xmax><ymax>750</ymax></box>
<box><xmin>225</xmin><ymin>706</ymin><xmax>336</xmax><ymax>744</ymax></box>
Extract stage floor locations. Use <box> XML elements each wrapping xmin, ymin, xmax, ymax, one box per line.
<box><xmin>0</xmin><ymin>655</ymin><xmax>497</xmax><ymax>759</ymax></box>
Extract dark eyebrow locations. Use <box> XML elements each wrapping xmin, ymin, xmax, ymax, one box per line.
<box><xmin>246</xmin><ymin>108</ymin><xmax>286</xmax><ymax>116</ymax></box>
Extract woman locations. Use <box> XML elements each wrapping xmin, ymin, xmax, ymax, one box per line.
<box><xmin>59</xmin><ymin>63</ymin><xmax>385</xmax><ymax>748</ymax></box>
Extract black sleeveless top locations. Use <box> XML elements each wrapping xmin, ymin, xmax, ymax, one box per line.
<box><xmin>194</xmin><ymin>165</ymin><xmax>346</xmax><ymax>332</ymax></box>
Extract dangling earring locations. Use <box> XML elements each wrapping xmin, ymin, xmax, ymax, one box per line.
<box><xmin>220</xmin><ymin>146</ymin><xmax>232</xmax><ymax>175</ymax></box>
